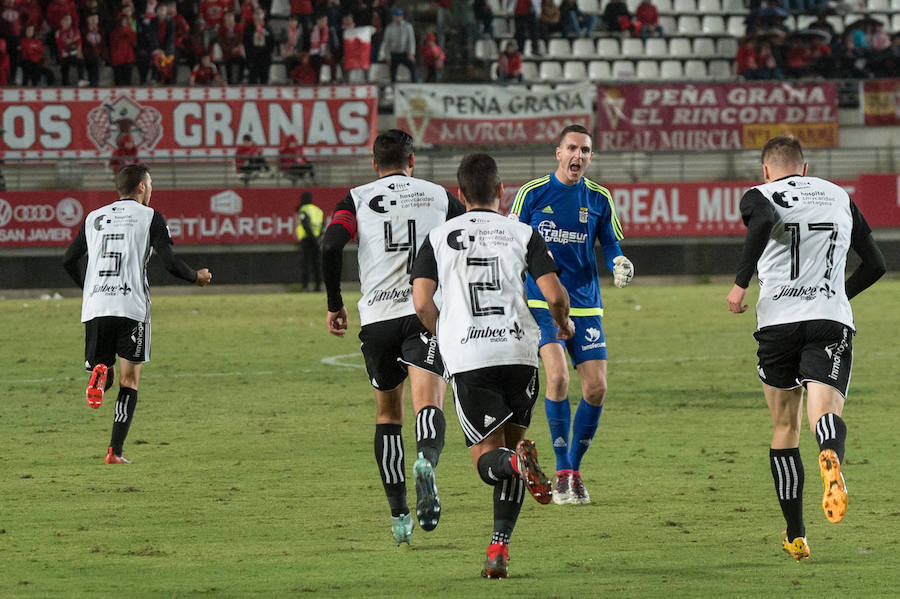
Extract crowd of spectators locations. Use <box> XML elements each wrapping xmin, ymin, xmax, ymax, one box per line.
<box><xmin>0</xmin><ymin>0</ymin><xmax>897</xmax><ymax>87</ymax></box>
<box><xmin>737</xmin><ymin>1</ymin><xmax>900</xmax><ymax>79</ymax></box>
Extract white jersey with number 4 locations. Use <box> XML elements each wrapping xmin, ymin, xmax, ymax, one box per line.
<box><xmin>426</xmin><ymin>210</ymin><xmax>542</xmax><ymax>374</ymax></box>
<box><xmin>352</xmin><ymin>175</ymin><xmax>454</xmax><ymax>325</ymax></box>
<box><xmin>81</xmin><ymin>200</ymin><xmax>155</xmax><ymax>323</ymax></box>
<box><xmin>753</xmin><ymin>176</ymin><xmax>854</xmax><ymax>330</ymax></box>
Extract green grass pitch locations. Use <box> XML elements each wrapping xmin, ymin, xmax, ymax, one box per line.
<box><xmin>2</xmin><ymin>280</ymin><xmax>898</xmax><ymax>597</ymax></box>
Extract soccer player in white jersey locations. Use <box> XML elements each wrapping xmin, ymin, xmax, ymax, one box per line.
<box><xmin>726</xmin><ymin>136</ymin><xmax>886</xmax><ymax>561</ymax></box>
<box><xmin>63</xmin><ymin>164</ymin><xmax>212</xmax><ymax>464</ymax></box>
<box><xmin>321</xmin><ymin>129</ymin><xmax>465</xmax><ymax>545</ymax></box>
<box><xmin>411</xmin><ymin>153</ymin><xmax>574</xmax><ymax>578</ymax></box>
<box><xmin>508</xmin><ymin>124</ymin><xmax>634</xmax><ymax>505</ymax></box>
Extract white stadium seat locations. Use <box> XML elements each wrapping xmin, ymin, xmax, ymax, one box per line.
<box><xmin>684</xmin><ymin>59</ymin><xmax>710</xmax><ymax>79</ymax></box>
<box><xmin>697</xmin><ymin>0</ymin><xmax>721</xmax><ymax>12</ymax></box>
<box><xmin>826</xmin><ymin>15</ymin><xmax>844</xmax><ymax>34</ymax></box>
<box><xmin>659</xmin><ymin>16</ymin><xmax>678</xmax><ymax>34</ymax></box>
<box><xmin>655</xmin><ymin>0</ymin><xmax>672</xmax><ymax>10</ymax></box>
<box><xmin>668</xmin><ymin>37</ymin><xmax>692</xmax><ymax>57</ymax></box>
<box><xmin>577</xmin><ymin>0</ymin><xmax>601</xmax><ymax>13</ymax></box>
<box><xmin>547</xmin><ymin>39</ymin><xmax>572</xmax><ymax>58</ymax></box>
<box><xmin>369</xmin><ymin>62</ymin><xmax>390</xmax><ymax>82</ymax></box>
<box><xmin>522</xmin><ymin>61</ymin><xmax>540</xmax><ymax>81</ymax></box>
<box><xmin>612</xmin><ymin>59</ymin><xmax>636</xmax><ymax>78</ymax></box>
<box><xmin>709</xmin><ymin>59</ymin><xmax>733</xmax><ymax>78</ymax></box>
<box><xmin>716</xmin><ymin>37</ymin><xmax>738</xmax><ymax>58</ymax></box>
<box><xmin>726</xmin><ymin>15</ymin><xmax>746</xmax><ymax>37</ymax></box>
<box><xmin>588</xmin><ymin>60</ymin><xmax>612</xmax><ymax>80</ymax></box>
<box><xmin>702</xmin><ymin>15</ymin><xmax>726</xmax><ymax>34</ymax></box>
<box><xmin>678</xmin><ymin>16</ymin><xmax>701</xmax><ymax>35</ymax></box>
<box><xmin>597</xmin><ymin>38</ymin><xmax>620</xmax><ymax>57</ymax></box>
<box><xmin>621</xmin><ymin>38</ymin><xmax>645</xmax><ymax>57</ymax></box>
<box><xmin>539</xmin><ymin>61</ymin><xmax>564</xmax><ymax>80</ymax></box>
<box><xmin>564</xmin><ymin>60</ymin><xmax>588</xmax><ymax>80</ymax></box>
<box><xmin>573</xmin><ymin>38</ymin><xmax>596</xmax><ymax>57</ymax></box>
<box><xmin>645</xmin><ymin>38</ymin><xmax>668</xmax><ymax>56</ymax></box>
<box><xmin>795</xmin><ymin>14</ymin><xmax>817</xmax><ymax>30</ymax></box>
<box><xmin>721</xmin><ymin>0</ymin><xmax>745</xmax><ymax>12</ymax></box>
<box><xmin>693</xmin><ymin>37</ymin><xmax>716</xmax><ymax>57</ymax></box>
<box><xmin>673</xmin><ymin>0</ymin><xmax>696</xmax><ymax>13</ymax></box>
<box><xmin>268</xmin><ymin>63</ymin><xmax>287</xmax><ymax>84</ymax></box>
<box><xmin>868</xmin><ymin>0</ymin><xmax>889</xmax><ymax>8</ymax></box>
<box><xmin>475</xmin><ymin>39</ymin><xmax>498</xmax><ymax>60</ymax></box>
<box><xmin>636</xmin><ymin>59</ymin><xmax>660</xmax><ymax>80</ymax></box>
<box><xmin>660</xmin><ymin>59</ymin><xmax>684</xmax><ymax>79</ymax></box>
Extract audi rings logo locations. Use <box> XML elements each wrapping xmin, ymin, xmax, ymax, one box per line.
<box><xmin>0</xmin><ymin>197</ymin><xmax>83</xmax><ymax>227</ymax></box>
<box><xmin>0</xmin><ymin>199</ymin><xmax>10</xmax><ymax>227</ymax></box>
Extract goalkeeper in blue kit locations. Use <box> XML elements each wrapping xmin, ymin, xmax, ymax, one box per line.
<box><xmin>508</xmin><ymin>124</ymin><xmax>634</xmax><ymax>504</ymax></box>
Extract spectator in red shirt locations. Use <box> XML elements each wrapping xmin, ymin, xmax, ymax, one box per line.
<box><xmin>0</xmin><ymin>0</ymin><xmax>21</xmax><ymax>82</ymax></box>
<box><xmin>167</xmin><ymin>1</ymin><xmax>193</xmax><ymax>66</ymax></box>
<box><xmin>214</xmin><ymin>10</ymin><xmax>245</xmax><ymax>83</ymax></box>
<box><xmin>190</xmin><ymin>53</ymin><xmax>221</xmax><ymax>84</ymax></box>
<box><xmin>290</xmin><ymin>50</ymin><xmax>316</xmax><ymax>84</ymax></box>
<box><xmin>514</xmin><ymin>0</ymin><xmax>540</xmax><ymax>57</ymax></box>
<box><xmin>497</xmin><ymin>40</ymin><xmax>522</xmax><ymax>84</ymax></box>
<box><xmin>0</xmin><ymin>38</ymin><xmax>10</xmax><ymax>85</ymax></box>
<box><xmin>421</xmin><ymin>31</ymin><xmax>445</xmax><ymax>82</ymax></box>
<box><xmin>82</xmin><ymin>12</ymin><xmax>107</xmax><ymax>86</ymax></box>
<box><xmin>20</xmin><ymin>23</ymin><xmax>53</xmax><ymax>85</ymax></box>
<box><xmin>279</xmin><ymin>134</ymin><xmax>314</xmax><ymax>182</ymax></box>
<box><xmin>199</xmin><ymin>0</ymin><xmax>228</xmax><ymax>44</ymax></box>
<box><xmin>235</xmin><ymin>134</ymin><xmax>271</xmax><ymax>181</ymax></box>
<box><xmin>109</xmin><ymin>12</ymin><xmax>136</xmax><ymax>85</ymax></box>
<box><xmin>634</xmin><ymin>0</ymin><xmax>664</xmax><ymax>40</ymax></box>
<box><xmin>56</xmin><ymin>13</ymin><xmax>85</xmax><ymax>85</ymax></box>
<box><xmin>17</xmin><ymin>0</ymin><xmax>44</xmax><ymax>34</ymax></box>
<box><xmin>47</xmin><ymin>0</ymin><xmax>79</xmax><ymax>33</ymax></box>
<box><xmin>109</xmin><ymin>134</ymin><xmax>139</xmax><ymax>174</ymax></box>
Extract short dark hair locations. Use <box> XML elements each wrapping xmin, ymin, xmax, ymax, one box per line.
<box><xmin>761</xmin><ymin>135</ymin><xmax>805</xmax><ymax>169</ymax></box>
<box><xmin>300</xmin><ymin>191</ymin><xmax>312</xmax><ymax>205</ymax></box>
<box><xmin>558</xmin><ymin>124</ymin><xmax>591</xmax><ymax>145</ymax></box>
<box><xmin>373</xmin><ymin>129</ymin><xmax>414</xmax><ymax>171</ymax></box>
<box><xmin>457</xmin><ymin>153</ymin><xmax>501</xmax><ymax>207</ymax></box>
<box><xmin>116</xmin><ymin>164</ymin><xmax>150</xmax><ymax>197</ymax></box>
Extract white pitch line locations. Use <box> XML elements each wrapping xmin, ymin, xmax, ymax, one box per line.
<box><xmin>320</xmin><ymin>352</ymin><xmax>365</xmax><ymax>369</ymax></box>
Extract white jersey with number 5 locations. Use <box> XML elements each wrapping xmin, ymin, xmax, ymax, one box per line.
<box><xmin>753</xmin><ymin>176</ymin><xmax>854</xmax><ymax>330</ymax></box>
<box><xmin>81</xmin><ymin>200</ymin><xmax>155</xmax><ymax>323</ymax></box>
<box><xmin>351</xmin><ymin>175</ymin><xmax>455</xmax><ymax>325</ymax></box>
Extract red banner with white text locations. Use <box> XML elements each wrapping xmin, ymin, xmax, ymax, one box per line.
<box><xmin>595</xmin><ymin>82</ymin><xmax>839</xmax><ymax>151</ymax></box>
<box><xmin>861</xmin><ymin>79</ymin><xmax>900</xmax><ymax>126</ymax></box>
<box><xmin>0</xmin><ymin>86</ymin><xmax>378</xmax><ymax>159</ymax></box>
<box><xmin>2</xmin><ymin>177</ymin><xmax>897</xmax><ymax>248</ymax></box>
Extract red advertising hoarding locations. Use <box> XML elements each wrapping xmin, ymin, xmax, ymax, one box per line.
<box><xmin>595</xmin><ymin>82</ymin><xmax>839</xmax><ymax>151</ymax></box>
<box><xmin>0</xmin><ymin>86</ymin><xmax>378</xmax><ymax>159</ymax></box>
<box><xmin>2</xmin><ymin>177</ymin><xmax>897</xmax><ymax>248</ymax></box>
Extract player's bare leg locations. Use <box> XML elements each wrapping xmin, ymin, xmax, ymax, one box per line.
<box><xmin>764</xmin><ymin>385</ymin><xmax>809</xmax><ymax>559</ymax></box>
<box><xmin>806</xmin><ymin>382</ymin><xmax>848</xmax><ymax>523</ymax></box>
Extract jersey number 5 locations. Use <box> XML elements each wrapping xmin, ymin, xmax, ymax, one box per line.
<box><xmin>785</xmin><ymin>222</ymin><xmax>837</xmax><ymax>280</ymax></box>
<box><xmin>99</xmin><ymin>233</ymin><xmax>125</xmax><ymax>277</ymax></box>
<box><xmin>467</xmin><ymin>257</ymin><xmax>505</xmax><ymax>317</ymax></box>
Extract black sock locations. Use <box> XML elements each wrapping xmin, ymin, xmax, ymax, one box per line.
<box><xmin>492</xmin><ymin>475</ymin><xmax>525</xmax><ymax>545</ymax></box>
<box><xmin>415</xmin><ymin>406</ymin><xmax>446</xmax><ymax>467</ymax></box>
<box><xmin>109</xmin><ymin>387</ymin><xmax>138</xmax><ymax>456</ymax></box>
<box><xmin>815</xmin><ymin>413</ymin><xmax>847</xmax><ymax>463</ymax></box>
<box><xmin>770</xmin><ymin>448</ymin><xmax>805</xmax><ymax>541</ymax></box>
<box><xmin>375</xmin><ymin>423</ymin><xmax>408</xmax><ymax>517</ymax></box>
<box><xmin>477</xmin><ymin>448</ymin><xmax>518</xmax><ymax>485</ymax></box>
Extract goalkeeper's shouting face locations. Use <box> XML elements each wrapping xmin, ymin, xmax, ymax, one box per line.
<box><xmin>555</xmin><ymin>130</ymin><xmax>594</xmax><ymax>186</ymax></box>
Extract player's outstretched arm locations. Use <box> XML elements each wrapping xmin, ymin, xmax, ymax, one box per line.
<box><xmin>612</xmin><ymin>255</ymin><xmax>634</xmax><ymax>288</ymax></box>
<box><xmin>535</xmin><ymin>272</ymin><xmax>574</xmax><ymax>340</ymax></box>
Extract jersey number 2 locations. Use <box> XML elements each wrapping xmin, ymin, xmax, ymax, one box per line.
<box><xmin>467</xmin><ymin>257</ymin><xmax>505</xmax><ymax>316</ymax></box>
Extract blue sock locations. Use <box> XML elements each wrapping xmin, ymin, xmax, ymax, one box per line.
<box><xmin>544</xmin><ymin>398</ymin><xmax>572</xmax><ymax>472</ymax></box>
<box><xmin>569</xmin><ymin>399</ymin><xmax>603</xmax><ymax>471</ymax></box>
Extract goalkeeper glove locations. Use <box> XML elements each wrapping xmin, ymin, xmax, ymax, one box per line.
<box><xmin>612</xmin><ymin>255</ymin><xmax>634</xmax><ymax>288</ymax></box>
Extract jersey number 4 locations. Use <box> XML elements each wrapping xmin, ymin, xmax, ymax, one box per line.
<box><xmin>384</xmin><ymin>220</ymin><xmax>417</xmax><ymax>274</ymax></box>
<box><xmin>785</xmin><ymin>222</ymin><xmax>837</xmax><ymax>280</ymax></box>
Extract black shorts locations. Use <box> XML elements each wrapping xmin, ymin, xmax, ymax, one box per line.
<box><xmin>451</xmin><ymin>364</ymin><xmax>539</xmax><ymax>448</ymax></box>
<box><xmin>754</xmin><ymin>319</ymin><xmax>853</xmax><ymax>397</ymax></box>
<box><xmin>358</xmin><ymin>314</ymin><xmax>445</xmax><ymax>391</ymax></box>
<box><xmin>84</xmin><ymin>316</ymin><xmax>150</xmax><ymax>371</ymax></box>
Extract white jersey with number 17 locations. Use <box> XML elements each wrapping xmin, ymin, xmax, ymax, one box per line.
<box><xmin>752</xmin><ymin>176</ymin><xmax>854</xmax><ymax>330</ymax></box>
